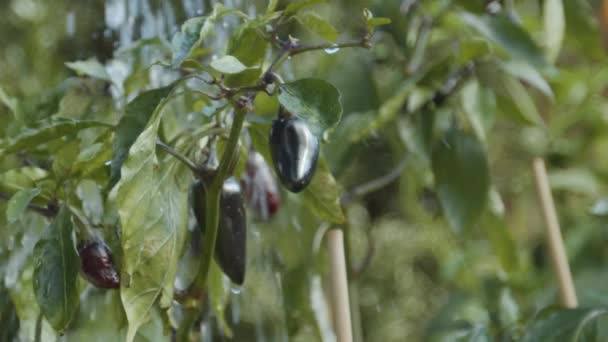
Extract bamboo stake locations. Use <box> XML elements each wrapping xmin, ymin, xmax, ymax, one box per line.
<box><xmin>532</xmin><ymin>158</ymin><xmax>578</xmax><ymax>308</ymax></box>
<box><xmin>327</xmin><ymin>228</ymin><xmax>353</xmax><ymax>342</ymax></box>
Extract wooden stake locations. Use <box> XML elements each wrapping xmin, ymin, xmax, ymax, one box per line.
<box><xmin>532</xmin><ymin>158</ymin><xmax>578</xmax><ymax>308</ymax></box>
<box><xmin>327</xmin><ymin>229</ymin><xmax>353</xmax><ymax>342</ymax></box>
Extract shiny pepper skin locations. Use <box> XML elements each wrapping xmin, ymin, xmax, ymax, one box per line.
<box><xmin>77</xmin><ymin>241</ymin><xmax>120</xmax><ymax>289</ymax></box>
<box><xmin>190</xmin><ymin>177</ymin><xmax>247</xmax><ymax>285</ymax></box>
<box><xmin>242</xmin><ymin>150</ymin><xmax>281</xmax><ymax>220</ymax></box>
<box><xmin>269</xmin><ymin>116</ymin><xmax>320</xmax><ymax>193</ymax></box>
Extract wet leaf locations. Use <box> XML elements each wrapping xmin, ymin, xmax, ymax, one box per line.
<box><xmin>460</xmin><ymin>12</ymin><xmax>548</xmax><ymax>70</ymax></box>
<box><xmin>32</xmin><ymin>206</ymin><xmax>79</xmax><ymax>332</ymax></box>
<box><xmin>6</xmin><ymin>188</ymin><xmax>40</xmax><ymax>223</ymax></box>
<box><xmin>301</xmin><ymin>158</ymin><xmax>345</xmax><ymax>224</ymax></box>
<box><xmin>113</xmin><ymin>95</ymin><xmax>189</xmax><ymax>342</ymax></box>
<box><xmin>110</xmin><ymin>85</ymin><xmax>173</xmax><ymax>188</ymax></box>
<box><xmin>543</xmin><ymin>0</ymin><xmax>565</xmax><ymax>63</ymax></box>
<box><xmin>65</xmin><ymin>59</ymin><xmax>111</xmax><ymax>81</ymax></box>
<box><xmin>278</xmin><ymin>78</ymin><xmax>342</xmax><ymax>137</ymax></box>
<box><xmin>210</xmin><ymin>55</ymin><xmax>248</xmax><ymax>74</ymax></box>
<box><xmin>298</xmin><ymin>13</ymin><xmax>338</xmax><ymax>42</ymax></box>
<box><xmin>0</xmin><ymin>118</ymin><xmax>111</xmax><ymax>155</ymax></box>
<box><xmin>432</xmin><ymin>129</ymin><xmax>490</xmax><ymax>232</ymax></box>
<box><xmin>522</xmin><ymin>307</ymin><xmax>608</xmax><ymax>342</ymax></box>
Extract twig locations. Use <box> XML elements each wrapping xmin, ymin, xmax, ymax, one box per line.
<box><xmin>350</xmin><ymin>228</ymin><xmax>375</xmax><ymax>279</ymax></box>
<box><xmin>156</xmin><ymin>139</ymin><xmax>200</xmax><ymax>174</ymax></box>
<box><xmin>0</xmin><ymin>191</ymin><xmax>57</xmax><ymax>218</ymax></box>
<box><xmin>423</xmin><ymin>61</ymin><xmax>475</xmax><ymax>110</ymax></box>
<box><xmin>532</xmin><ymin>158</ymin><xmax>578</xmax><ymax>308</ymax></box>
<box><xmin>327</xmin><ymin>229</ymin><xmax>353</xmax><ymax>342</ymax></box>
<box><xmin>342</xmin><ymin>158</ymin><xmax>408</xmax><ymax>205</ymax></box>
<box><xmin>290</xmin><ymin>39</ymin><xmax>370</xmax><ymax>57</ymax></box>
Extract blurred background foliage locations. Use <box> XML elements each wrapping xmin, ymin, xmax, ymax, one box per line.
<box><xmin>2</xmin><ymin>0</ymin><xmax>608</xmax><ymax>341</ymax></box>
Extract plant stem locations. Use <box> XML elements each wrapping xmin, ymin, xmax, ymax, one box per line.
<box><xmin>175</xmin><ymin>308</ymin><xmax>198</xmax><ymax>342</ymax></box>
<box><xmin>35</xmin><ymin>313</ymin><xmax>43</xmax><ymax>342</ymax></box>
<box><xmin>195</xmin><ymin>105</ymin><xmax>248</xmax><ymax>288</ymax></box>
<box><xmin>156</xmin><ymin>139</ymin><xmax>200</xmax><ymax>174</ymax></box>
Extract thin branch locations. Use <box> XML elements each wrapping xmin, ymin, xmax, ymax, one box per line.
<box><xmin>342</xmin><ymin>158</ymin><xmax>408</xmax><ymax>205</ymax></box>
<box><xmin>156</xmin><ymin>139</ymin><xmax>200</xmax><ymax>174</ymax></box>
<box><xmin>0</xmin><ymin>191</ymin><xmax>57</xmax><ymax>218</ymax></box>
<box><xmin>423</xmin><ymin>61</ymin><xmax>475</xmax><ymax>110</ymax></box>
<box><xmin>289</xmin><ymin>39</ymin><xmax>370</xmax><ymax>57</ymax></box>
<box><xmin>350</xmin><ymin>228</ymin><xmax>375</xmax><ymax>279</ymax></box>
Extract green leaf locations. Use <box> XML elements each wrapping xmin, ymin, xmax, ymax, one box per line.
<box><xmin>0</xmin><ymin>118</ymin><xmax>111</xmax><ymax>155</ymax></box>
<box><xmin>72</xmin><ymin>137</ymin><xmax>113</xmax><ymax>178</ymax></box>
<box><xmin>363</xmin><ymin>8</ymin><xmax>392</xmax><ymax>31</ymax></box>
<box><xmin>460</xmin><ymin>12</ymin><xmax>548</xmax><ymax>70</ymax></box>
<box><xmin>52</xmin><ymin>142</ymin><xmax>80</xmax><ymax>180</ymax></box>
<box><xmin>110</xmin><ymin>85</ymin><xmax>173</xmax><ymax>188</ymax></box>
<box><xmin>210</xmin><ymin>55</ymin><xmax>248</xmax><ymax>74</ymax></box>
<box><xmin>278</xmin><ymin>78</ymin><xmax>343</xmax><ymax>137</ymax></box>
<box><xmin>301</xmin><ymin>158</ymin><xmax>345</xmax><ymax>224</ymax></box>
<box><xmin>543</xmin><ymin>0</ymin><xmax>565</xmax><ymax>63</ymax></box>
<box><xmin>171</xmin><ymin>4</ymin><xmax>247</xmax><ymax>67</ymax></box>
<box><xmin>6</xmin><ymin>188</ymin><xmax>40</xmax><ymax>223</ymax></box>
<box><xmin>297</xmin><ymin>13</ymin><xmax>338</xmax><ymax>42</ymax></box>
<box><xmin>432</xmin><ymin>129</ymin><xmax>490</xmax><ymax>232</ymax></box>
<box><xmin>0</xmin><ymin>167</ymin><xmax>48</xmax><ymax>195</ymax></box>
<box><xmin>351</xmin><ymin>78</ymin><xmax>418</xmax><ymax>143</ymax></box>
<box><xmin>209</xmin><ymin>261</ymin><xmax>233</xmax><ymax>338</ymax></box>
<box><xmin>0</xmin><ymin>86</ymin><xmax>19</xmax><ymax>118</ymax></box>
<box><xmin>367</xmin><ymin>17</ymin><xmax>391</xmax><ymax>28</ymax></box>
<box><xmin>171</xmin><ymin>17</ymin><xmax>209</xmax><ymax>67</ymax></box>
<box><xmin>65</xmin><ymin>59</ymin><xmax>111</xmax><ymax>81</ymax></box>
<box><xmin>266</xmin><ymin>0</ymin><xmax>279</xmax><ymax>13</ymax></box>
<box><xmin>500</xmin><ymin>74</ymin><xmax>543</xmax><ymax>126</ymax></box>
<box><xmin>224</xmin><ymin>27</ymin><xmax>268</xmax><ymax>87</ymax></box>
<box><xmin>549</xmin><ymin>168</ymin><xmax>601</xmax><ymax>196</ymax></box>
<box><xmin>480</xmin><ymin>211</ymin><xmax>518</xmax><ymax>273</ymax></box>
<box><xmin>32</xmin><ymin>206</ymin><xmax>79</xmax><ymax>332</ymax></box>
<box><xmin>285</xmin><ymin>0</ymin><xmax>329</xmax><ymax>14</ymax></box>
<box><xmin>461</xmin><ymin>80</ymin><xmax>496</xmax><ymax>143</ymax></box>
<box><xmin>113</xmin><ymin>96</ymin><xmax>189</xmax><ymax>342</ymax></box>
<box><xmin>498</xmin><ymin>60</ymin><xmax>554</xmax><ymax>99</ymax></box>
<box><xmin>428</xmin><ymin>323</ymin><xmax>491</xmax><ymax>342</ymax></box>
<box><xmin>522</xmin><ymin>307</ymin><xmax>608</xmax><ymax>342</ymax></box>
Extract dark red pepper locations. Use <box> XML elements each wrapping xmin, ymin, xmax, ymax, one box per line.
<box><xmin>77</xmin><ymin>241</ymin><xmax>120</xmax><ymax>289</ymax></box>
<box><xmin>242</xmin><ymin>150</ymin><xmax>281</xmax><ymax>220</ymax></box>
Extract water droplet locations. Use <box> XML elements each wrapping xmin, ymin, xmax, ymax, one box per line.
<box><xmin>324</xmin><ymin>45</ymin><xmax>340</xmax><ymax>54</ymax></box>
<box><xmin>230</xmin><ymin>285</ymin><xmax>242</xmax><ymax>294</ymax></box>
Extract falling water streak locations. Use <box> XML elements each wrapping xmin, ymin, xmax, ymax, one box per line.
<box><xmin>311</xmin><ymin>275</ymin><xmax>337</xmax><ymax>342</ymax></box>
<box><xmin>65</xmin><ymin>11</ymin><xmax>75</xmax><ymax>36</ymax></box>
<box><xmin>275</xmin><ymin>272</ymin><xmax>289</xmax><ymax>342</ymax></box>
